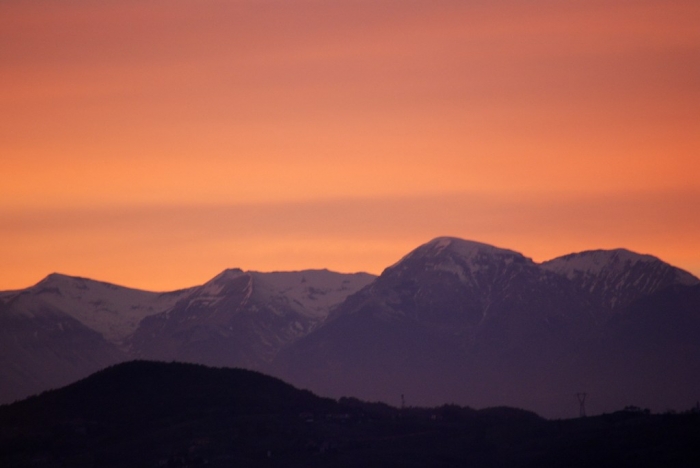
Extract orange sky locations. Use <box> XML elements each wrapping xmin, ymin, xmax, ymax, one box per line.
<box><xmin>1</xmin><ymin>0</ymin><xmax>699</xmax><ymax>291</ymax></box>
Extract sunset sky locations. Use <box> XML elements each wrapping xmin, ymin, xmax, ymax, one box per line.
<box><xmin>2</xmin><ymin>0</ymin><xmax>699</xmax><ymax>291</ymax></box>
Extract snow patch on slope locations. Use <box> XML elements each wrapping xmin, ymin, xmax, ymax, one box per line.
<box><xmin>251</xmin><ymin>269</ymin><xmax>376</xmax><ymax>319</ymax></box>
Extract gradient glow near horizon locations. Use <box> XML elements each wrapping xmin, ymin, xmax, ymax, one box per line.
<box><xmin>2</xmin><ymin>0</ymin><xmax>699</xmax><ymax>291</ymax></box>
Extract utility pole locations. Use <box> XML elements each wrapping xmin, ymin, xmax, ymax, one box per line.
<box><xmin>576</xmin><ymin>393</ymin><xmax>587</xmax><ymax>418</ymax></box>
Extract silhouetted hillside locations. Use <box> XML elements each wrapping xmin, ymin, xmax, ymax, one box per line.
<box><xmin>1</xmin><ymin>361</ymin><xmax>699</xmax><ymax>467</ymax></box>
<box><xmin>1</xmin><ymin>360</ymin><xmax>335</xmax><ymax>427</ymax></box>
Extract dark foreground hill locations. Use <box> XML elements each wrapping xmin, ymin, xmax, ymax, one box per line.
<box><xmin>1</xmin><ymin>361</ymin><xmax>699</xmax><ymax>468</ymax></box>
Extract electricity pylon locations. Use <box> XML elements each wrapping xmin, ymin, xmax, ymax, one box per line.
<box><xmin>576</xmin><ymin>392</ymin><xmax>587</xmax><ymax>417</ymax></box>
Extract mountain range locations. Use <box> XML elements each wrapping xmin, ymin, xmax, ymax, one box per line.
<box><xmin>1</xmin><ymin>237</ymin><xmax>698</xmax><ymax>418</ymax></box>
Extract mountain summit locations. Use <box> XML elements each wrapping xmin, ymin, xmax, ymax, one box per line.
<box><xmin>542</xmin><ymin>249</ymin><xmax>699</xmax><ymax>312</ymax></box>
<box><xmin>390</xmin><ymin>237</ymin><xmax>528</xmax><ymax>267</ymax></box>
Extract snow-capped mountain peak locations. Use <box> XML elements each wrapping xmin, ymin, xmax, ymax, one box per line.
<box><xmin>400</xmin><ymin>237</ymin><xmax>525</xmax><ymax>262</ymax></box>
<box><xmin>542</xmin><ymin>249</ymin><xmax>699</xmax><ymax>310</ymax></box>
<box><xmin>384</xmin><ymin>237</ymin><xmax>533</xmax><ymax>285</ymax></box>
<box><xmin>126</xmin><ymin>268</ymin><xmax>376</xmax><ymax>369</ymax></box>
<box><xmin>542</xmin><ymin>249</ymin><xmax>699</xmax><ymax>284</ymax></box>
<box><xmin>428</xmin><ymin>237</ymin><xmax>519</xmax><ymax>257</ymax></box>
<box><xmin>207</xmin><ymin>268</ymin><xmax>245</xmax><ymax>283</ymax></box>
<box><xmin>9</xmin><ymin>273</ymin><xmax>195</xmax><ymax>343</ymax></box>
<box><xmin>546</xmin><ymin>249</ymin><xmax>650</xmax><ymax>276</ymax></box>
<box><xmin>196</xmin><ymin>268</ymin><xmax>248</xmax><ymax>300</ymax></box>
<box><xmin>424</xmin><ymin>237</ymin><xmax>495</xmax><ymax>254</ymax></box>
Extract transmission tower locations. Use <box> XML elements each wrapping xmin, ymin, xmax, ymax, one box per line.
<box><xmin>576</xmin><ymin>392</ymin><xmax>587</xmax><ymax>417</ymax></box>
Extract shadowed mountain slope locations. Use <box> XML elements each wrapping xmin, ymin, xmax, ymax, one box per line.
<box><xmin>273</xmin><ymin>238</ymin><xmax>700</xmax><ymax>418</ymax></box>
